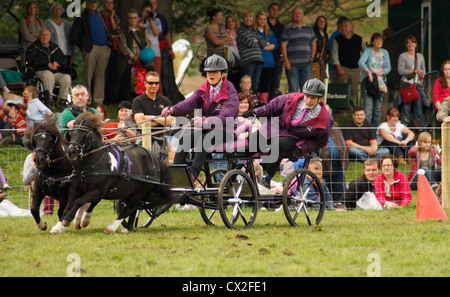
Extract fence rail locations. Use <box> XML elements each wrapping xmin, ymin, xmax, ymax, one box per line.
<box><xmin>0</xmin><ymin>124</ymin><xmax>448</xmax><ymax>214</ymax></box>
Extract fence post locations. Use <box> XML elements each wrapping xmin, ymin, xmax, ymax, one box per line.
<box><xmin>442</xmin><ymin>123</ymin><xmax>450</xmax><ymax>208</ymax></box>
<box><xmin>142</xmin><ymin>122</ymin><xmax>152</xmax><ymax>151</ymax></box>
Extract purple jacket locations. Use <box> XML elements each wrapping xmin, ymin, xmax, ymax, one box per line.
<box><xmin>172</xmin><ymin>78</ymin><xmax>239</xmax><ymax>129</ymax></box>
<box><xmin>254</xmin><ymin>93</ymin><xmax>333</xmax><ymax>154</ymax></box>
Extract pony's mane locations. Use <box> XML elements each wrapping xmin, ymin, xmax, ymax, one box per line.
<box><xmin>24</xmin><ymin>119</ymin><xmax>67</xmax><ymax>150</ymax></box>
<box><xmin>73</xmin><ymin>113</ymin><xmax>105</xmax><ymax>131</ymax></box>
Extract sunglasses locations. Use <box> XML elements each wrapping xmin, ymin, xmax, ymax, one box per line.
<box><xmin>146</xmin><ymin>81</ymin><xmax>160</xmax><ymax>85</ymax></box>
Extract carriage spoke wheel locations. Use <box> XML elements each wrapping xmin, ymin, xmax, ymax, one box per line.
<box><xmin>218</xmin><ymin>169</ymin><xmax>258</xmax><ymax>229</ymax></box>
<box><xmin>282</xmin><ymin>169</ymin><xmax>326</xmax><ymax>227</ymax></box>
<box><xmin>198</xmin><ymin>169</ymin><xmax>226</xmax><ymax>226</ymax></box>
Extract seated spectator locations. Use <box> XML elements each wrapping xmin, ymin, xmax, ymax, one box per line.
<box><xmin>237</xmin><ymin>93</ymin><xmax>261</xmax><ymax>138</ymax></box>
<box><xmin>304</xmin><ymin>158</ymin><xmax>335</xmax><ymax>209</ymax></box>
<box><xmin>436</xmin><ymin>95</ymin><xmax>450</xmax><ymax>123</ymax></box>
<box><xmin>432</xmin><ymin>60</ymin><xmax>450</xmax><ymax>112</ymax></box>
<box><xmin>25</xmin><ymin>86</ymin><xmax>54</xmax><ymax>126</ymax></box>
<box><xmin>61</xmin><ymin>85</ymin><xmax>101</xmax><ymax>131</ymax></box>
<box><xmin>407</xmin><ymin>132</ymin><xmax>441</xmax><ymax>190</ymax></box>
<box><xmin>375</xmin><ymin>154</ymin><xmax>412</xmax><ymax>209</ymax></box>
<box><xmin>103</xmin><ymin>101</ymin><xmax>137</xmax><ymax>145</ymax></box>
<box><xmin>376</xmin><ymin>107</ymin><xmax>414</xmax><ymax>164</ymax></box>
<box><xmin>0</xmin><ymin>165</ymin><xmax>10</xmax><ymax>203</ymax></box>
<box><xmin>238</xmin><ymin>75</ymin><xmax>260</xmax><ymax>107</ymax></box>
<box><xmin>95</xmin><ymin>104</ymin><xmax>109</xmax><ymax>122</ymax></box>
<box><xmin>26</xmin><ymin>28</ymin><xmax>71</xmax><ymax>109</ymax></box>
<box><xmin>338</xmin><ymin>158</ymin><xmax>379</xmax><ymax>210</ymax></box>
<box><xmin>316</xmin><ymin>105</ymin><xmax>348</xmax><ymax>203</ymax></box>
<box><xmin>0</xmin><ymin>96</ymin><xmax>28</xmax><ymax>145</ymax></box>
<box><xmin>343</xmin><ymin>105</ymin><xmax>389</xmax><ymax>160</ymax></box>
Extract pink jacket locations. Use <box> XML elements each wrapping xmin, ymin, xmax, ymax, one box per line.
<box><xmin>432</xmin><ymin>79</ymin><xmax>450</xmax><ymax>110</ymax></box>
<box><xmin>375</xmin><ymin>171</ymin><xmax>412</xmax><ymax>207</ymax></box>
<box><xmin>407</xmin><ymin>146</ymin><xmax>441</xmax><ymax>181</ymax></box>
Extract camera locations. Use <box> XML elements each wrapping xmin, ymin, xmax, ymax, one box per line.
<box><xmin>145</xmin><ymin>10</ymin><xmax>154</xmax><ymax>19</ymax></box>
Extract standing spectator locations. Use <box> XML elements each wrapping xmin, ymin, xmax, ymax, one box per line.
<box><xmin>225</xmin><ymin>15</ymin><xmax>241</xmax><ymax>88</ymax></box>
<box><xmin>140</xmin><ymin>1</ymin><xmax>162</xmax><ymax>95</ymax></box>
<box><xmin>382</xmin><ymin>28</ymin><xmax>403</xmax><ymax>118</ymax></box>
<box><xmin>397</xmin><ymin>35</ymin><xmax>428</xmax><ymax>127</ymax></box>
<box><xmin>267</xmin><ymin>2</ymin><xmax>285</xmax><ymax>99</ymax></box>
<box><xmin>115</xmin><ymin>8</ymin><xmax>151</xmax><ymax>102</ymax></box>
<box><xmin>338</xmin><ymin>158</ymin><xmax>380</xmax><ymax>210</ymax></box>
<box><xmin>331</xmin><ymin>19</ymin><xmax>366</xmax><ymax>105</ymax></box>
<box><xmin>205</xmin><ymin>9</ymin><xmax>232</xmax><ymax>58</ymax></box>
<box><xmin>407</xmin><ymin>132</ymin><xmax>441</xmax><ymax>190</ymax></box>
<box><xmin>237</xmin><ymin>9</ymin><xmax>268</xmax><ymax>94</ymax></box>
<box><xmin>19</xmin><ymin>1</ymin><xmax>42</xmax><ymax>67</ymax></box>
<box><xmin>281</xmin><ymin>7</ymin><xmax>317</xmax><ymax>93</ymax></box>
<box><xmin>358</xmin><ymin>32</ymin><xmax>391</xmax><ymax>127</ymax></box>
<box><xmin>24</xmin><ymin>86</ymin><xmax>53</xmax><ymax>126</ymax></box>
<box><xmin>375</xmin><ymin>154</ymin><xmax>412</xmax><ymax>209</ymax></box>
<box><xmin>102</xmin><ymin>0</ymin><xmax>121</xmax><ymax>104</ymax></box>
<box><xmin>254</xmin><ymin>11</ymin><xmax>277</xmax><ymax>104</ymax></box>
<box><xmin>147</xmin><ymin>0</ymin><xmax>176</xmax><ymax>100</ymax></box>
<box><xmin>312</xmin><ymin>15</ymin><xmax>329</xmax><ymax>81</ymax></box>
<box><xmin>343</xmin><ymin>105</ymin><xmax>389</xmax><ymax>160</ymax></box>
<box><xmin>26</xmin><ymin>28</ymin><xmax>72</xmax><ymax>109</ymax></box>
<box><xmin>45</xmin><ymin>3</ymin><xmax>74</xmax><ymax>66</ymax></box>
<box><xmin>328</xmin><ymin>16</ymin><xmax>349</xmax><ymax>83</ymax></box>
<box><xmin>376</xmin><ymin>107</ymin><xmax>415</xmax><ymax>164</ymax></box>
<box><xmin>71</xmin><ymin>0</ymin><xmax>112</xmax><ymax>105</ymax></box>
<box><xmin>432</xmin><ymin>60</ymin><xmax>450</xmax><ymax>111</ymax></box>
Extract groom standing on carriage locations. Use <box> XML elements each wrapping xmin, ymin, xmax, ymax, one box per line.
<box><xmin>242</xmin><ymin>78</ymin><xmax>334</xmax><ymax>189</ymax></box>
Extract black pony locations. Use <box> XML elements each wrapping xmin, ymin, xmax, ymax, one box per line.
<box><xmin>24</xmin><ymin>120</ymin><xmax>96</xmax><ymax>231</ymax></box>
<box><xmin>53</xmin><ymin>113</ymin><xmax>173</xmax><ymax>234</ymax></box>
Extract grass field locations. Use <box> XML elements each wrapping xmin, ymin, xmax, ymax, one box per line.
<box><xmin>0</xmin><ymin>197</ymin><xmax>448</xmax><ymax>277</ymax></box>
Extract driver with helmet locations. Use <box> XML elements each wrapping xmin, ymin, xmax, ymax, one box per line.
<box><xmin>161</xmin><ymin>54</ymin><xmax>239</xmax><ymax>178</ymax></box>
<box><xmin>242</xmin><ymin>78</ymin><xmax>334</xmax><ymax>189</ymax></box>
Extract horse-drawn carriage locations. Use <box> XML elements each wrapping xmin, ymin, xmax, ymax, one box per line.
<box><xmin>26</xmin><ymin>113</ymin><xmax>326</xmax><ymax>234</ymax></box>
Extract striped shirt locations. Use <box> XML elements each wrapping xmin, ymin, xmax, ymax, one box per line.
<box><xmin>281</xmin><ymin>23</ymin><xmax>316</xmax><ymax>67</ymax></box>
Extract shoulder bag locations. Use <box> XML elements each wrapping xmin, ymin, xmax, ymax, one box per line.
<box><xmin>400</xmin><ymin>53</ymin><xmax>420</xmax><ymax>104</ymax></box>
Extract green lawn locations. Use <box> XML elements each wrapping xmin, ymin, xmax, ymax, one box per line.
<box><xmin>1</xmin><ymin>200</ymin><xmax>448</xmax><ymax>277</ymax></box>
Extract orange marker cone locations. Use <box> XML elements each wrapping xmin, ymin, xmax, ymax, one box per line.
<box><xmin>415</xmin><ymin>172</ymin><xmax>448</xmax><ymax>222</ymax></box>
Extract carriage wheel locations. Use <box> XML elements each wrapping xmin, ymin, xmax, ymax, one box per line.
<box><xmin>217</xmin><ymin>169</ymin><xmax>258</xmax><ymax>229</ymax></box>
<box><xmin>282</xmin><ymin>169</ymin><xmax>326</xmax><ymax>227</ymax></box>
<box><xmin>198</xmin><ymin>169</ymin><xmax>226</xmax><ymax>226</ymax></box>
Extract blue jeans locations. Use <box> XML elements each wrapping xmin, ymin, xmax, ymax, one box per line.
<box><xmin>409</xmin><ymin>166</ymin><xmax>442</xmax><ymax>190</ymax></box>
<box><xmin>241</xmin><ymin>62</ymin><xmax>263</xmax><ymax>93</ymax></box>
<box><xmin>347</xmin><ymin>147</ymin><xmax>390</xmax><ymax>160</ymax></box>
<box><xmin>286</xmin><ymin>64</ymin><xmax>311</xmax><ymax>93</ymax></box>
<box><xmin>361</xmin><ymin>79</ymin><xmax>384</xmax><ymax>127</ymax></box>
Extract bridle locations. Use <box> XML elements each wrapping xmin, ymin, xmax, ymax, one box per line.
<box><xmin>32</xmin><ymin>130</ymin><xmax>60</xmax><ymax>167</ymax></box>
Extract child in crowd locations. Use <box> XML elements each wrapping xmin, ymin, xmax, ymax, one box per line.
<box><xmin>304</xmin><ymin>158</ymin><xmax>335</xmax><ymax>209</ymax></box>
<box><xmin>407</xmin><ymin>132</ymin><xmax>441</xmax><ymax>190</ymax></box>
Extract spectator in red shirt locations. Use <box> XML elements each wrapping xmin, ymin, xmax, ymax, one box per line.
<box><xmin>432</xmin><ymin>60</ymin><xmax>450</xmax><ymax>110</ymax></box>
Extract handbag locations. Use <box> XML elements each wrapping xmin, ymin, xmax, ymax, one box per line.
<box><xmin>365</xmin><ymin>73</ymin><xmax>380</xmax><ymax>97</ymax></box>
<box><xmin>400</xmin><ymin>53</ymin><xmax>420</xmax><ymax>104</ymax></box>
<box><xmin>311</xmin><ymin>36</ymin><xmax>326</xmax><ymax>80</ymax></box>
<box><xmin>130</xmin><ymin>60</ymin><xmax>146</xmax><ymax>94</ymax></box>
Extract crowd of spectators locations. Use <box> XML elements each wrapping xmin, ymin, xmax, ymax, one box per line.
<box><xmin>1</xmin><ymin>1</ymin><xmax>450</xmax><ymax>211</ymax></box>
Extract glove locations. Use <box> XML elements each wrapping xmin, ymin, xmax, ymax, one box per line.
<box><xmin>288</xmin><ymin>146</ymin><xmax>303</xmax><ymax>162</ymax></box>
<box><xmin>161</xmin><ymin>106</ymin><xmax>173</xmax><ymax>117</ymax></box>
<box><xmin>242</xmin><ymin>110</ymin><xmax>256</xmax><ymax>118</ymax></box>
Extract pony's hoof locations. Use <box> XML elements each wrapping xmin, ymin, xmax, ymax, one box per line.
<box><xmin>50</xmin><ymin>222</ymin><xmax>66</xmax><ymax>234</ymax></box>
<box><xmin>74</xmin><ymin>224</ymin><xmax>81</xmax><ymax>230</ymax></box>
<box><xmin>104</xmin><ymin>228</ymin><xmax>114</xmax><ymax>234</ymax></box>
<box><xmin>121</xmin><ymin>228</ymin><xmax>129</xmax><ymax>234</ymax></box>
